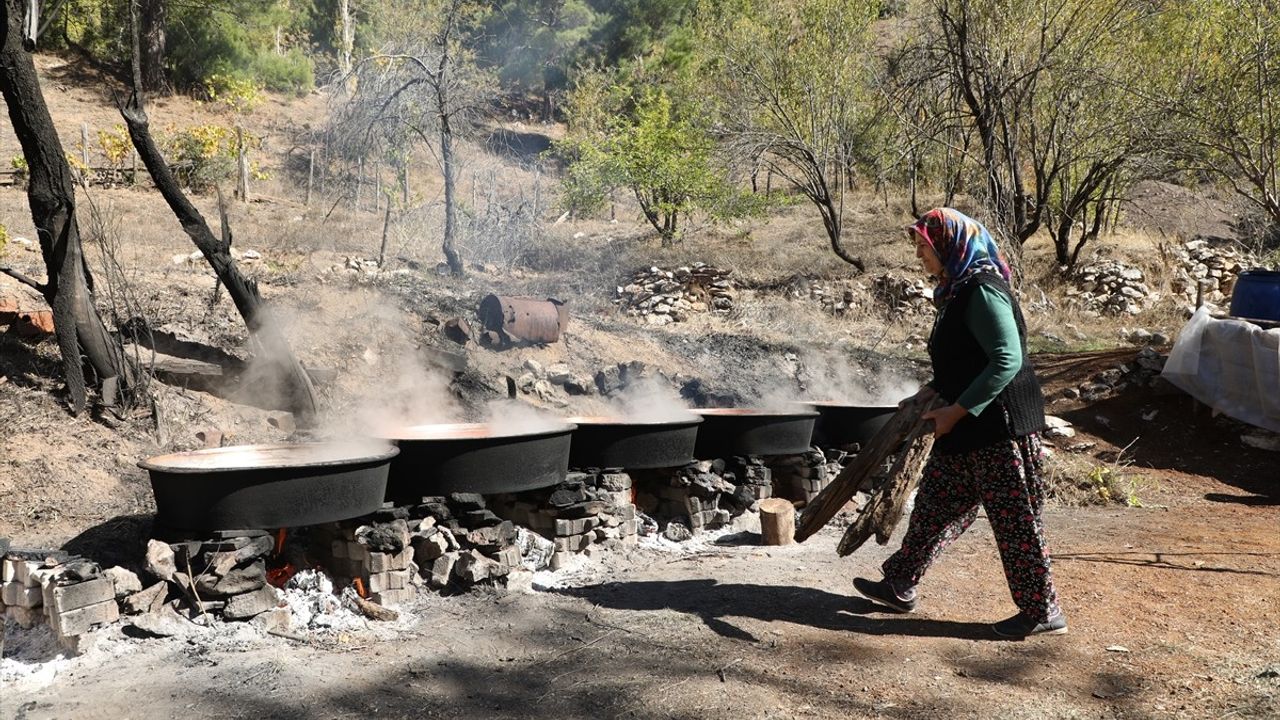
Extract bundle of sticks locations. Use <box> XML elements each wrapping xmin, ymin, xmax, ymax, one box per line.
<box><xmin>794</xmin><ymin>393</ymin><xmax>943</xmax><ymax>554</ymax></box>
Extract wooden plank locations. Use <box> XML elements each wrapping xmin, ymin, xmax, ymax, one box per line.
<box><xmin>837</xmin><ymin>423</ymin><xmax>935</xmax><ymax>556</ymax></box>
<box><xmin>794</xmin><ymin>394</ymin><xmax>942</xmax><ymax>543</ymax></box>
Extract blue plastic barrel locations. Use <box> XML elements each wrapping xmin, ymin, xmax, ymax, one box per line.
<box><xmin>1228</xmin><ymin>270</ymin><xmax>1280</xmax><ymax>322</ymax></box>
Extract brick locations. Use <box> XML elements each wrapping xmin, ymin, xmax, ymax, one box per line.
<box><xmin>371</xmin><ymin>588</ymin><xmax>414</xmax><ymax>607</ymax></box>
<box><xmin>619</xmin><ymin>519</ymin><xmax>639</xmax><ymax>536</ymax></box>
<box><xmin>369</xmin><ymin>547</ymin><xmax>413</xmax><ymax>573</ymax></box>
<box><xmin>15</xmin><ymin>560</ymin><xmax>40</xmax><ymax>587</ymax></box>
<box><xmin>48</xmin><ymin>578</ymin><xmax>115</xmax><ymax>614</ymax></box>
<box><xmin>348</xmin><ymin>541</ymin><xmax>368</xmax><ymax>561</ymax></box>
<box><xmin>490</xmin><ymin>545</ymin><xmax>521</xmax><ymax>571</ymax></box>
<box><xmin>554</xmin><ymin>517</ymin><xmax>589</xmax><ymax>536</ymax></box>
<box><xmin>613</xmin><ymin>504</ymin><xmax>637</xmax><ymax>521</ymax></box>
<box><xmin>50</xmin><ymin>599</ymin><xmax>118</xmax><ymax>637</ymax></box>
<box><xmin>368</xmin><ymin>570</ymin><xmax>410</xmax><ymax>593</ymax></box>
<box><xmin>3</xmin><ymin>582</ymin><xmax>41</xmax><ymax>608</ymax></box>
<box><xmin>553</xmin><ymin>534</ymin><xmax>589</xmax><ymax>553</ymax></box>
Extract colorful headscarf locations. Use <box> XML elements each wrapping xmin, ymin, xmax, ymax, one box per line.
<box><xmin>908</xmin><ymin>207</ymin><xmax>1011</xmax><ymax>306</ymax></box>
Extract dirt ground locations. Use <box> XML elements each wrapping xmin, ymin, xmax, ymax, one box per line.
<box><xmin>3</xmin><ymin>465</ymin><xmax>1277</xmax><ymax>720</ymax></box>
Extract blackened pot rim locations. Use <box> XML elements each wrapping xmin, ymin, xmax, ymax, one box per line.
<box><xmin>382</xmin><ymin>421</ymin><xmax>577</xmax><ymax>442</ymax></box>
<box><xmin>693</xmin><ymin>408</ymin><xmax>819</xmax><ymax>419</ymax></box>
<box><xmin>139</xmin><ymin>442</ymin><xmax>399</xmax><ymax>474</ymax></box>
<box><xmin>567</xmin><ymin>415</ymin><xmax>703</xmax><ymax>427</ymax></box>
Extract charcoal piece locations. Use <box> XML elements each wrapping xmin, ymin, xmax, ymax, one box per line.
<box><xmin>421</xmin><ymin>502</ymin><xmax>453</xmax><ymax>520</ymax></box>
<box><xmin>196</xmin><ymin>560</ymin><xmax>266</xmax><ymax>597</ymax></box>
<box><xmin>548</xmin><ymin>485</ymin><xmax>587</xmax><ymax>508</ymax></box>
<box><xmin>57</xmin><ymin>560</ymin><xmax>102</xmax><ymax>583</ymax></box>
<box><xmin>420</xmin><ymin>496</ymin><xmax>448</xmax><ymax>505</ymax></box>
<box><xmin>448</xmin><ymin>493</ymin><xmax>486</xmax><ymax>511</ymax></box>
<box><xmin>356</xmin><ymin>521</ymin><xmax>409</xmax><ymax>553</ymax></box>
<box><xmin>722</xmin><ymin>486</ymin><xmax>755</xmax><ymax>514</ymax></box>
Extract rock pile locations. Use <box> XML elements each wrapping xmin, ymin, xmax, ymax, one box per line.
<box><xmin>616</xmin><ymin>263</ymin><xmax>734</xmax><ymax>325</ymax></box>
<box><xmin>1067</xmin><ymin>260</ymin><xmax>1155</xmax><ymax>316</ymax></box>
<box><xmin>775</xmin><ymin>275</ymin><xmax>862</xmax><ymax>316</ymax></box>
<box><xmin>1170</xmin><ymin>238</ymin><xmax>1254</xmax><ymax>308</ymax></box>
<box><xmin>872</xmin><ymin>273</ymin><xmax>933</xmax><ymax>315</ymax></box>
<box><xmin>633</xmin><ymin>457</ymin><xmax>771</xmax><ymax>536</ymax></box>
<box><xmin>488</xmin><ymin>471</ymin><xmax>640</xmax><ymax>570</ymax></box>
<box><xmin>767</xmin><ymin>447</ymin><xmax>847</xmax><ymax>505</ymax></box>
<box><xmin>1056</xmin><ymin>347</ymin><xmax>1169</xmax><ymax>402</ymax></box>
<box><xmin>320</xmin><ymin>255</ymin><xmax>385</xmax><ymax>283</ymax></box>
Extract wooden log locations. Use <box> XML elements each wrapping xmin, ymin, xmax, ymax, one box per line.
<box><xmin>794</xmin><ymin>394</ymin><xmax>943</xmax><ymax>543</ymax></box>
<box><xmin>837</xmin><ymin>423</ymin><xmax>935</xmax><ymax>557</ymax></box>
<box><xmin>759</xmin><ymin>497</ymin><xmax>796</xmax><ymax>546</ymax></box>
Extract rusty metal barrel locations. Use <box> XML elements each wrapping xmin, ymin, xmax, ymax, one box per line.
<box><xmin>478</xmin><ymin>295</ymin><xmax>568</xmax><ymax>344</ymax></box>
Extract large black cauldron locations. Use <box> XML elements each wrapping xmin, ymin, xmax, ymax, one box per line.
<box><xmin>140</xmin><ymin>442</ymin><xmax>397</xmax><ymax>532</ymax></box>
<box><xmin>692</xmin><ymin>408</ymin><xmax>818</xmax><ymax>458</ymax></box>
<box><xmin>807</xmin><ymin>402</ymin><xmax>898</xmax><ymax>448</ymax></box>
<box><xmin>568</xmin><ymin>415</ymin><xmax>702</xmax><ymax>469</ymax></box>
<box><xmin>384</xmin><ymin>422</ymin><xmax>574</xmax><ymax>502</ymax></box>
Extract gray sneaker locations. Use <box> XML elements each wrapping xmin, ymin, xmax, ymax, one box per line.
<box><xmin>992</xmin><ymin>611</ymin><xmax>1069</xmax><ymax>638</ymax></box>
<box><xmin>853</xmin><ymin>577</ymin><xmax>917</xmax><ymax>613</ymax></box>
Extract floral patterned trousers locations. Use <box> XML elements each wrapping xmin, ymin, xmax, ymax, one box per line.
<box><xmin>881</xmin><ymin>434</ymin><xmax>1061</xmax><ymax>622</ymax></box>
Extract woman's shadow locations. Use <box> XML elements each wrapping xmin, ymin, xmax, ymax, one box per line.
<box><xmin>556</xmin><ymin>579</ymin><xmax>1003</xmax><ymax>642</ymax></box>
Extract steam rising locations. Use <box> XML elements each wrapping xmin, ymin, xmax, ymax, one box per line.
<box><xmin>483</xmin><ymin>399</ymin><xmax>569</xmax><ymax>435</ymax></box>
<box><xmin>799</xmin><ymin>350</ymin><xmax>921</xmax><ymax>406</ymax></box>
<box><xmin>607</xmin><ymin>376</ymin><xmax>695</xmax><ymax>422</ymax></box>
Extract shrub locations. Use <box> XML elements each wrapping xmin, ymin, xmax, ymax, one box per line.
<box><xmin>163</xmin><ymin>124</ymin><xmax>261</xmax><ymax>192</ymax></box>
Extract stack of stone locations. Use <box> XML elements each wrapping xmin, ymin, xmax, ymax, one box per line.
<box><xmin>633</xmin><ymin>458</ymin><xmax>766</xmax><ymax>536</ymax></box>
<box><xmin>766</xmin><ymin>448</ymin><xmax>847</xmax><ymax>505</ymax></box>
<box><xmin>325</xmin><ymin>512</ymin><xmax>418</xmax><ymax>606</ymax></box>
<box><xmin>872</xmin><ymin>274</ymin><xmax>933</xmax><ymax>315</ymax></box>
<box><xmin>488</xmin><ymin>472</ymin><xmax>639</xmax><ymax>570</ymax></box>
<box><xmin>155</xmin><ymin>531</ymin><xmax>280</xmax><ymax>621</ymax></box>
<box><xmin>1067</xmin><ymin>260</ymin><xmax>1155</xmax><ymax>316</ymax></box>
<box><xmin>316</xmin><ymin>495</ymin><xmax>528</xmax><ymax>597</ymax></box>
<box><xmin>1170</xmin><ymin>238</ymin><xmax>1254</xmax><ymax>308</ymax></box>
<box><xmin>776</xmin><ymin>275</ymin><xmax>861</xmax><ymax>316</ymax></box>
<box><xmin>615</xmin><ymin>262</ymin><xmax>735</xmax><ymax>325</ymax></box>
<box><xmin>2</xmin><ymin>549</ymin><xmax>127</xmax><ymax>652</ymax></box>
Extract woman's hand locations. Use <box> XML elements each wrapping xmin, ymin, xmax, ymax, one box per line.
<box><xmin>922</xmin><ymin>403</ymin><xmax>968</xmax><ymax>438</ymax></box>
<box><xmin>898</xmin><ymin>385</ymin><xmax>938</xmax><ymax>408</ymax></box>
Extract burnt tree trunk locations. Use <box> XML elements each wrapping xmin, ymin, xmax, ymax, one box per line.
<box><xmin>138</xmin><ymin>0</ymin><xmax>167</xmax><ymax>94</ymax></box>
<box><xmin>120</xmin><ymin>95</ymin><xmax>318</xmax><ymax>424</ymax></box>
<box><xmin>0</xmin><ymin>0</ymin><xmax>131</xmax><ymax>414</ymax></box>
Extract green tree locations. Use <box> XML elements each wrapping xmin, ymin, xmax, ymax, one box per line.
<box><xmin>558</xmin><ymin>80</ymin><xmax>749</xmax><ymax>245</ymax></box>
<box><xmin>1150</xmin><ymin>0</ymin><xmax>1280</xmax><ymax>230</ymax></box>
<box><xmin>698</xmin><ymin>0</ymin><xmax>883</xmax><ymax>270</ymax></box>
<box><xmin>480</xmin><ymin>1</ymin><xmax>603</xmax><ymax>119</ymax></box>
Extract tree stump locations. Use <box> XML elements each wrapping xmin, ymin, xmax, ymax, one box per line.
<box><xmin>759</xmin><ymin>498</ymin><xmax>796</xmax><ymax>546</ymax></box>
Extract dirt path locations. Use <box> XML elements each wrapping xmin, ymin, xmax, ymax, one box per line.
<box><xmin>5</xmin><ymin>480</ymin><xmax>1277</xmax><ymax>720</ymax></box>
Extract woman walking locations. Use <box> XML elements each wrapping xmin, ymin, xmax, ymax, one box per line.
<box><xmin>853</xmin><ymin>208</ymin><xmax>1066</xmax><ymax>638</ymax></box>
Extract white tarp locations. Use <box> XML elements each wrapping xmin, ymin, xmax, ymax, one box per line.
<box><xmin>1162</xmin><ymin>307</ymin><xmax>1280</xmax><ymax>433</ymax></box>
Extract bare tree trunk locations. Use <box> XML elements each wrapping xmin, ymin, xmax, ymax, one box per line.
<box><xmin>138</xmin><ymin>0</ymin><xmax>167</xmax><ymax>94</ymax></box>
<box><xmin>305</xmin><ymin>148</ymin><xmax>314</xmax><ymax>205</ymax></box>
<box><xmin>337</xmin><ymin>0</ymin><xmax>353</xmax><ymax>76</ymax></box>
<box><xmin>0</xmin><ymin>0</ymin><xmax>132</xmax><ymax>414</ymax></box>
<box><xmin>440</xmin><ymin>121</ymin><xmax>462</xmax><ymax>275</ymax></box>
<box><xmin>120</xmin><ymin>95</ymin><xmax>318</xmax><ymax>424</ymax></box>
